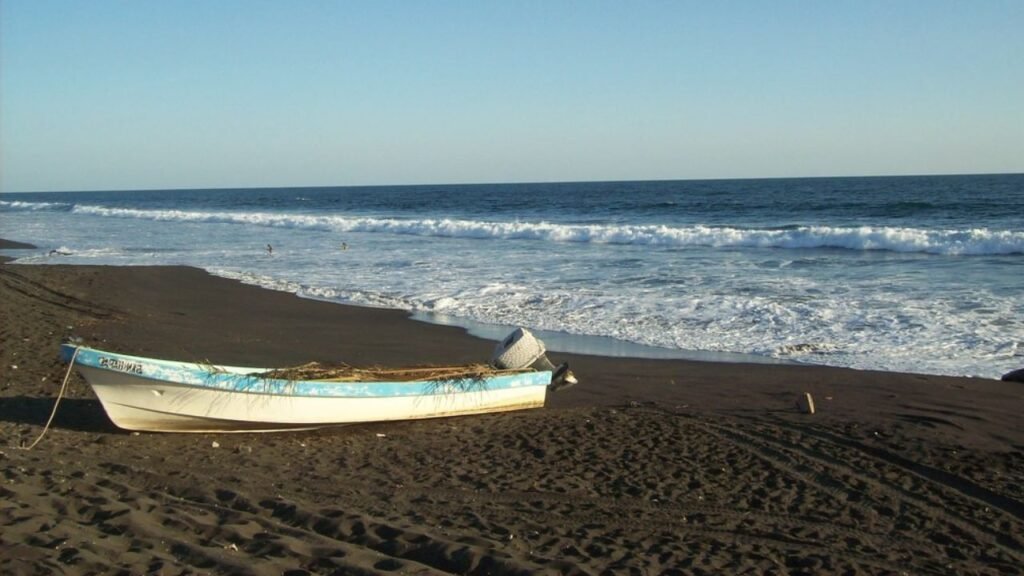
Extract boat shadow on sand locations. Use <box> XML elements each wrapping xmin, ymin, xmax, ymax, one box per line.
<box><xmin>0</xmin><ymin>396</ymin><xmax>120</xmax><ymax>434</ymax></box>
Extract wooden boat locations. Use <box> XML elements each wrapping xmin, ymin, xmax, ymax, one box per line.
<box><xmin>60</xmin><ymin>344</ymin><xmax>552</xmax><ymax>433</ymax></box>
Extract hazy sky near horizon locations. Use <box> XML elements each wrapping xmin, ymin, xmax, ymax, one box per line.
<box><xmin>1</xmin><ymin>1</ymin><xmax>1022</xmax><ymax>192</ymax></box>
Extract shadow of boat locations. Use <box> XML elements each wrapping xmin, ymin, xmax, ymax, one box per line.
<box><xmin>0</xmin><ymin>396</ymin><xmax>121</xmax><ymax>434</ymax></box>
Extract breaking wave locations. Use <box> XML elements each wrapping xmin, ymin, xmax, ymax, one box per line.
<box><xmin>0</xmin><ymin>200</ymin><xmax>72</xmax><ymax>211</ymax></box>
<box><xmin>66</xmin><ymin>204</ymin><xmax>1024</xmax><ymax>256</ymax></box>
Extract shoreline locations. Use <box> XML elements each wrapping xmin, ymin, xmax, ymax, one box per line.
<box><xmin>409</xmin><ymin>309</ymin><xmax>794</xmax><ymax>365</ymax></box>
<box><xmin>2</xmin><ymin>238</ymin><xmax>1023</xmax><ymax>573</ymax></box>
<box><xmin>0</xmin><ymin>238</ymin><xmax>38</xmax><ymax>263</ymax></box>
<box><xmin>4</xmin><ymin>236</ymin><xmax>793</xmax><ymax>367</ymax></box>
<box><xmin>3</xmin><ymin>237</ymin><xmax>779</xmax><ymax>366</ymax></box>
<box><xmin>4</xmin><ymin>235</ymin><xmax>1011</xmax><ymax>379</ymax></box>
<box><xmin>2</xmin><ymin>238</ymin><xmax>996</xmax><ymax>377</ymax></box>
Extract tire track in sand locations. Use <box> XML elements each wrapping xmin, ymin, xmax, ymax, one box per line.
<box><xmin>695</xmin><ymin>413</ymin><xmax>1024</xmax><ymax>572</ymax></box>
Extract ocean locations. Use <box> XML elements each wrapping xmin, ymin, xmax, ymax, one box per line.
<box><xmin>2</xmin><ymin>174</ymin><xmax>1022</xmax><ymax>379</ymax></box>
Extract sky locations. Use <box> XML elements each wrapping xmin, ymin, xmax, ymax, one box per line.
<box><xmin>1</xmin><ymin>0</ymin><xmax>1022</xmax><ymax>192</ymax></box>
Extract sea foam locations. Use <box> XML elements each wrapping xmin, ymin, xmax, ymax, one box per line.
<box><xmin>0</xmin><ymin>200</ymin><xmax>71</xmax><ymax>211</ymax></box>
<box><xmin>68</xmin><ymin>204</ymin><xmax>1024</xmax><ymax>256</ymax></box>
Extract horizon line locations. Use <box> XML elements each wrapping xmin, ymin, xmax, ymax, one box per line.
<box><xmin>2</xmin><ymin>170</ymin><xmax>1022</xmax><ymax>195</ymax></box>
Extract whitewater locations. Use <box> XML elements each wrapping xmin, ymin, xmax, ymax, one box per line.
<box><xmin>2</xmin><ymin>175</ymin><xmax>1022</xmax><ymax>379</ymax></box>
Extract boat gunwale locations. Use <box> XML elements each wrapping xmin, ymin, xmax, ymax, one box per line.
<box><xmin>61</xmin><ymin>344</ymin><xmax>551</xmax><ymax>399</ymax></box>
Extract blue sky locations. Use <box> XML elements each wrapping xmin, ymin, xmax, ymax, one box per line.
<box><xmin>1</xmin><ymin>1</ymin><xmax>1022</xmax><ymax>192</ymax></box>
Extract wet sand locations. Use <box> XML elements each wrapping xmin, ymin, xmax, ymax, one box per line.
<box><xmin>2</xmin><ymin>240</ymin><xmax>1022</xmax><ymax>574</ymax></box>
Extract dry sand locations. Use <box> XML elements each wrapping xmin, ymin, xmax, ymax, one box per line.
<box><xmin>1</xmin><ymin>239</ymin><xmax>1023</xmax><ymax>574</ymax></box>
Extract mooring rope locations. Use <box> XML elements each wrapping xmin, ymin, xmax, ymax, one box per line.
<box><xmin>20</xmin><ymin>345</ymin><xmax>80</xmax><ymax>450</ymax></box>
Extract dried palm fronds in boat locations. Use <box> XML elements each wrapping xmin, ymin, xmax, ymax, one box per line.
<box><xmin>258</xmin><ymin>362</ymin><xmax>533</xmax><ymax>383</ymax></box>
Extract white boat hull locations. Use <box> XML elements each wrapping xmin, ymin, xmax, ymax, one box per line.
<box><xmin>63</xmin><ymin>345</ymin><xmax>550</xmax><ymax>433</ymax></box>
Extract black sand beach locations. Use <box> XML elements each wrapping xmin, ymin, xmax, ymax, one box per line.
<box><xmin>2</xmin><ymin>239</ymin><xmax>1023</xmax><ymax>574</ymax></box>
